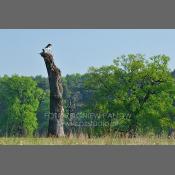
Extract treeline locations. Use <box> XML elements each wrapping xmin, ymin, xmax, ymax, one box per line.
<box><xmin>0</xmin><ymin>54</ymin><xmax>175</xmax><ymax>137</ymax></box>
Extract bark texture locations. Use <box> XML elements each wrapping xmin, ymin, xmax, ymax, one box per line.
<box><xmin>40</xmin><ymin>48</ymin><xmax>64</xmax><ymax>137</ymax></box>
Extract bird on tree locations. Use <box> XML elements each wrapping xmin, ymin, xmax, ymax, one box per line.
<box><xmin>44</xmin><ymin>43</ymin><xmax>53</xmax><ymax>54</ymax></box>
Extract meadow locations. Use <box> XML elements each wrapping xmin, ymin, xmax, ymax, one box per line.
<box><xmin>0</xmin><ymin>136</ymin><xmax>175</xmax><ymax>145</ymax></box>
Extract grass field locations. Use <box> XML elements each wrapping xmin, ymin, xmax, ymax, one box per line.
<box><xmin>0</xmin><ymin>136</ymin><xmax>175</xmax><ymax>145</ymax></box>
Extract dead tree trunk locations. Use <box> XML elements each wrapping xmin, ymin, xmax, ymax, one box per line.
<box><xmin>40</xmin><ymin>47</ymin><xmax>64</xmax><ymax>137</ymax></box>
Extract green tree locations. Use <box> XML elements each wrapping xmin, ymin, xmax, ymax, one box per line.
<box><xmin>85</xmin><ymin>54</ymin><xmax>175</xmax><ymax>136</ymax></box>
<box><xmin>0</xmin><ymin>75</ymin><xmax>44</xmax><ymax>136</ymax></box>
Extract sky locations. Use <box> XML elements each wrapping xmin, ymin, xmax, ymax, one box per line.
<box><xmin>0</xmin><ymin>29</ymin><xmax>175</xmax><ymax>77</ymax></box>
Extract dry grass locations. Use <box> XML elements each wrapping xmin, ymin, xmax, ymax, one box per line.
<box><xmin>0</xmin><ymin>135</ymin><xmax>175</xmax><ymax>145</ymax></box>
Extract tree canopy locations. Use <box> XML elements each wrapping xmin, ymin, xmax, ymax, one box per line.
<box><xmin>85</xmin><ymin>54</ymin><xmax>175</xmax><ymax>136</ymax></box>
<box><xmin>0</xmin><ymin>75</ymin><xmax>44</xmax><ymax>136</ymax></box>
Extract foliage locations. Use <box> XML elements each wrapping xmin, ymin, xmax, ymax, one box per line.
<box><xmin>0</xmin><ymin>54</ymin><xmax>175</xmax><ymax>138</ymax></box>
<box><xmin>0</xmin><ymin>75</ymin><xmax>44</xmax><ymax>136</ymax></box>
<box><xmin>85</xmin><ymin>54</ymin><xmax>175</xmax><ymax>136</ymax></box>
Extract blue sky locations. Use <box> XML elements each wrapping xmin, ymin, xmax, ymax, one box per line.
<box><xmin>0</xmin><ymin>29</ymin><xmax>175</xmax><ymax>76</ymax></box>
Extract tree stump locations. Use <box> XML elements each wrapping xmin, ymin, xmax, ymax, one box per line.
<box><xmin>40</xmin><ymin>47</ymin><xmax>64</xmax><ymax>137</ymax></box>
